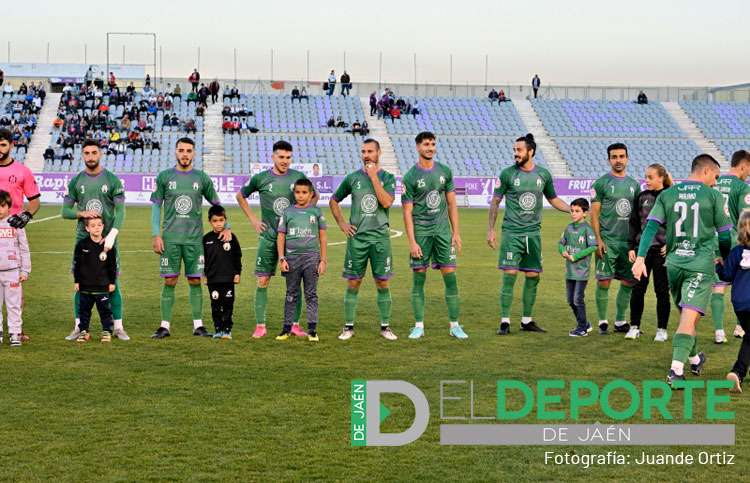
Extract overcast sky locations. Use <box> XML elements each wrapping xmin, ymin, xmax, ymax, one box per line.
<box><xmin>2</xmin><ymin>0</ymin><xmax>747</xmax><ymax>87</ymax></box>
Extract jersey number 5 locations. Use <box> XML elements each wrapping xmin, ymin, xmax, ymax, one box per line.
<box><xmin>674</xmin><ymin>201</ymin><xmax>699</xmax><ymax>238</ymax></box>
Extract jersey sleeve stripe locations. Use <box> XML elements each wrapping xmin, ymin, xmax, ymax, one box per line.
<box><xmin>646</xmin><ymin>215</ymin><xmax>664</xmax><ymax>224</ymax></box>
<box><xmin>718</xmin><ymin>223</ymin><xmax>734</xmax><ymax>233</ymax></box>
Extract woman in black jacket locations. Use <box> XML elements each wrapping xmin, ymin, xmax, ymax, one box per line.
<box><xmin>627</xmin><ymin>163</ymin><xmax>672</xmax><ymax>341</ymax></box>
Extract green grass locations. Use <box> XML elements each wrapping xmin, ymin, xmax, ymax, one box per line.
<box><xmin>4</xmin><ymin>206</ymin><xmax>748</xmax><ymax>481</ymax></box>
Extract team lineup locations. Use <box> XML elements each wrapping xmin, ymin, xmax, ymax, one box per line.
<box><xmin>1</xmin><ymin>127</ymin><xmax>750</xmax><ymax>391</ymax></box>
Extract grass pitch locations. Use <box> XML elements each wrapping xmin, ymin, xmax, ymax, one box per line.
<box><xmin>2</xmin><ymin>206</ymin><xmax>748</xmax><ymax>482</ymax></box>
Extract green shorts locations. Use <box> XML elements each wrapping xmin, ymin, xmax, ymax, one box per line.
<box><xmin>344</xmin><ymin>231</ymin><xmax>393</xmax><ymax>281</ymax></box>
<box><xmin>595</xmin><ymin>241</ymin><xmax>634</xmax><ymax>282</ymax></box>
<box><xmin>411</xmin><ymin>230</ymin><xmax>456</xmax><ymax>270</ymax></box>
<box><xmin>498</xmin><ymin>233</ymin><xmax>542</xmax><ymax>272</ymax></box>
<box><xmin>255</xmin><ymin>236</ymin><xmax>278</xmax><ymax>277</ymax></box>
<box><xmin>160</xmin><ymin>242</ymin><xmax>204</xmax><ymax>278</ymax></box>
<box><xmin>667</xmin><ymin>265</ymin><xmax>713</xmax><ymax>315</ymax></box>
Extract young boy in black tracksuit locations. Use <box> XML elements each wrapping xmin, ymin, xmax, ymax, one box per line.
<box><xmin>203</xmin><ymin>205</ymin><xmax>242</xmax><ymax>339</ymax></box>
<box><xmin>73</xmin><ymin>216</ymin><xmax>117</xmax><ymax>343</ymax></box>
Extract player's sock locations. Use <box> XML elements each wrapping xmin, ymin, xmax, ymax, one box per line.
<box><xmin>114</xmin><ymin>319</ymin><xmax>124</xmax><ymax>331</ymax></box>
<box><xmin>596</xmin><ymin>285</ymin><xmax>609</xmax><ymax>321</ymax></box>
<box><xmin>443</xmin><ymin>271</ymin><xmax>460</xmax><ymax>323</ymax></box>
<box><xmin>160</xmin><ymin>284</ymin><xmax>176</xmax><ymax>322</ymax></box>
<box><xmin>449</xmin><ymin>321</ymin><xmax>459</xmax><ymax>328</ymax></box>
<box><xmin>73</xmin><ymin>291</ymin><xmax>80</xmax><ymax>319</ymax></box>
<box><xmin>521</xmin><ymin>276</ymin><xmax>539</xmax><ymax>318</ymax></box>
<box><xmin>615</xmin><ymin>285</ymin><xmax>632</xmax><ymax>322</ymax></box>
<box><xmin>111</xmin><ymin>281</ymin><xmax>123</xmax><ymax>321</ymax></box>
<box><xmin>344</xmin><ymin>287</ymin><xmax>359</xmax><ymax>326</ymax></box>
<box><xmin>415</xmin><ymin>321</ymin><xmax>424</xmax><ymax>328</ymax></box>
<box><xmin>521</xmin><ymin>316</ymin><xmax>532</xmax><ymax>324</ymax></box>
<box><xmin>711</xmin><ymin>292</ymin><xmax>725</xmax><ymax>330</ymax></box>
<box><xmin>672</xmin><ymin>333</ymin><xmax>695</xmax><ymax>372</ymax></box>
<box><xmin>189</xmin><ymin>284</ymin><xmax>203</xmax><ymax>321</ymax></box>
<box><xmin>294</xmin><ymin>296</ymin><xmax>302</xmax><ymax>324</ymax></box>
<box><xmin>670</xmin><ymin>360</ymin><xmax>685</xmax><ymax>376</ymax></box>
<box><xmin>377</xmin><ymin>288</ymin><xmax>392</xmax><ymax>327</ymax></box>
<box><xmin>255</xmin><ymin>287</ymin><xmax>268</xmax><ymax>325</ymax></box>
<box><xmin>411</xmin><ymin>271</ymin><xmax>426</xmax><ymax>323</ymax></box>
<box><xmin>193</xmin><ymin>319</ymin><xmax>203</xmax><ymax>330</ymax></box>
<box><xmin>160</xmin><ymin>321</ymin><xmax>171</xmax><ymax>330</ymax></box>
<box><xmin>500</xmin><ymin>272</ymin><xmax>517</xmax><ymax>318</ymax></box>
<box><xmin>689</xmin><ymin>335</ymin><xmax>699</xmax><ymax>358</ymax></box>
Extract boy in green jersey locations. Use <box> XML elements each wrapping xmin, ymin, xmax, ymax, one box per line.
<box><xmin>710</xmin><ymin>149</ymin><xmax>750</xmax><ymax>342</ymax></box>
<box><xmin>402</xmin><ymin>131</ymin><xmax>466</xmax><ymax>339</ymax></box>
<box><xmin>591</xmin><ymin>143</ymin><xmax>640</xmax><ymax>336</ymax></box>
<box><xmin>633</xmin><ymin>154</ymin><xmax>733</xmax><ymax>387</ymax></box>
<box><xmin>559</xmin><ymin>198</ymin><xmax>598</xmax><ymax>337</ymax></box>
<box><xmin>236</xmin><ymin>140</ymin><xmax>314</xmax><ymax>338</ymax></box>
<box><xmin>62</xmin><ymin>140</ymin><xmax>129</xmax><ymax>341</ymax></box>
<box><xmin>487</xmin><ymin>133</ymin><xmax>570</xmax><ymax>335</ymax></box>
<box><xmin>150</xmin><ymin>137</ymin><xmax>226</xmax><ymax>339</ymax></box>
<box><xmin>330</xmin><ymin>139</ymin><xmax>398</xmax><ymax>341</ymax></box>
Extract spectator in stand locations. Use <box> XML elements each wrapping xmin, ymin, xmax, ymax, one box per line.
<box><xmin>0</xmin><ymin>69</ymin><xmax>3</xmax><ymax>87</ymax></box>
<box><xmin>326</xmin><ymin>116</ymin><xmax>335</xmax><ymax>128</ymax></box>
<box><xmin>173</xmin><ymin>84</ymin><xmax>182</xmax><ymax>100</ymax></box>
<box><xmin>327</xmin><ymin>70</ymin><xmax>336</xmax><ymax>96</ymax></box>
<box><xmin>299</xmin><ymin>86</ymin><xmax>308</xmax><ymax>101</ymax></box>
<box><xmin>2</xmin><ymin>83</ymin><xmax>12</xmax><ymax>97</ymax></box>
<box><xmin>43</xmin><ymin>147</ymin><xmax>55</xmax><ymax>162</ymax></box>
<box><xmin>108</xmin><ymin>72</ymin><xmax>117</xmax><ymax>88</ymax></box>
<box><xmin>498</xmin><ymin>89</ymin><xmax>508</xmax><ymax>102</ymax></box>
<box><xmin>411</xmin><ymin>100</ymin><xmax>420</xmax><ymax>118</ymax></box>
<box><xmin>390</xmin><ymin>105</ymin><xmax>401</xmax><ymax>121</ymax></box>
<box><xmin>341</xmin><ymin>71</ymin><xmax>351</xmax><ymax>96</ymax></box>
<box><xmin>209</xmin><ymin>79</ymin><xmax>220</xmax><ymax>104</ymax></box>
<box><xmin>189</xmin><ymin>69</ymin><xmax>200</xmax><ymax>93</ymax></box>
<box><xmin>291</xmin><ymin>86</ymin><xmax>300</xmax><ymax>102</ymax></box>
<box><xmin>350</xmin><ymin>120</ymin><xmax>362</xmax><ymax>136</ymax></box>
<box><xmin>198</xmin><ymin>83</ymin><xmax>210</xmax><ymax>105</ymax></box>
<box><xmin>335</xmin><ymin>116</ymin><xmax>347</xmax><ymax>128</ymax></box>
<box><xmin>196</xmin><ymin>104</ymin><xmax>205</xmax><ymax>117</ymax></box>
<box><xmin>637</xmin><ymin>90</ymin><xmax>648</xmax><ymax>105</ymax></box>
<box><xmin>488</xmin><ymin>88</ymin><xmax>499</xmax><ymax>103</ymax></box>
<box><xmin>532</xmin><ymin>74</ymin><xmax>541</xmax><ymax>99</ymax></box>
<box><xmin>187</xmin><ymin>90</ymin><xmax>199</xmax><ymax>104</ymax></box>
<box><xmin>369</xmin><ymin>92</ymin><xmax>377</xmax><ymax>116</ymax></box>
<box><xmin>145</xmin><ymin>74</ymin><xmax>151</xmax><ymax>88</ymax></box>
<box><xmin>94</xmin><ymin>72</ymin><xmax>104</xmax><ymax>90</ymax></box>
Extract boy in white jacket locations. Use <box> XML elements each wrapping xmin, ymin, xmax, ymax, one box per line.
<box><xmin>0</xmin><ymin>190</ymin><xmax>30</xmax><ymax>346</ymax></box>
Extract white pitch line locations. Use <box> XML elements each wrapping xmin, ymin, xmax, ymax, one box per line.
<box><xmin>31</xmin><ymin>228</ymin><xmax>404</xmax><ymax>255</ymax></box>
<box><xmin>28</xmin><ymin>214</ymin><xmax>62</xmax><ymax>224</ymax></box>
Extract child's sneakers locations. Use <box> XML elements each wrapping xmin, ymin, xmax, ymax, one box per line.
<box><xmin>252</xmin><ymin>325</ymin><xmax>267</xmax><ymax>338</ymax></box>
<box><xmin>449</xmin><ymin>325</ymin><xmax>468</xmax><ymax>339</ymax></box>
<box><xmin>624</xmin><ymin>327</ymin><xmax>641</xmax><ymax>340</ymax></box>
<box><xmin>290</xmin><ymin>323</ymin><xmax>307</xmax><ymax>337</ymax></box>
<box><xmin>715</xmin><ymin>329</ymin><xmax>728</xmax><ymax>344</ymax></box>
<box><xmin>275</xmin><ymin>329</ymin><xmax>292</xmax><ymax>341</ymax></box>
<box><xmin>307</xmin><ymin>331</ymin><xmax>319</xmax><ymax>342</ymax></box>
<box><xmin>76</xmin><ymin>330</ymin><xmax>91</xmax><ymax>343</ymax></box>
<box><xmin>734</xmin><ymin>325</ymin><xmax>745</xmax><ymax>338</ymax></box>
<box><xmin>727</xmin><ymin>372</ymin><xmax>743</xmax><ymax>393</ymax></box>
<box><xmin>338</xmin><ymin>326</ymin><xmax>355</xmax><ymax>340</ymax></box>
<box><xmin>221</xmin><ymin>331</ymin><xmax>233</xmax><ymax>340</ymax></box>
<box><xmin>380</xmin><ymin>327</ymin><xmax>398</xmax><ymax>341</ymax></box>
<box><xmin>212</xmin><ymin>331</ymin><xmax>224</xmax><ymax>339</ymax></box>
<box><xmin>101</xmin><ymin>331</ymin><xmax>112</xmax><ymax>343</ymax></box>
<box><xmin>654</xmin><ymin>328</ymin><xmax>669</xmax><ymax>342</ymax></box>
<box><xmin>9</xmin><ymin>333</ymin><xmax>21</xmax><ymax>347</ymax></box>
<box><xmin>569</xmin><ymin>326</ymin><xmax>589</xmax><ymax>337</ymax></box>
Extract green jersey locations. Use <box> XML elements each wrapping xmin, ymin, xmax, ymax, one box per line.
<box><xmin>64</xmin><ymin>169</ymin><xmax>125</xmax><ymax>241</ymax></box>
<box><xmin>150</xmin><ymin>168</ymin><xmax>220</xmax><ymax>244</ymax></box>
<box><xmin>648</xmin><ymin>180</ymin><xmax>733</xmax><ymax>273</ymax></box>
<box><xmin>240</xmin><ymin>168</ymin><xmax>307</xmax><ymax>241</ymax></box>
<box><xmin>493</xmin><ymin>164</ymin><xmax>556</xmax><ymax>235</ymax></box>
<box><xmin>592</xmin><ymin>173</ymin><xmax>640</xmax><ymax>243</ymax></box>
<box><xmin>277</xmin><ymin>205</ymin><xmax>326</xmax><ymax>256</ymax></box>
<box><xmin>559</xmin><ymin>221</ymin><xmax>597</xmax><ymax>281</ymax></box>
<box><xmin>333</xmin><ymin>169</ymin><xmax>396</xmax><ymax>236</ymax></box>
<box><xmin>714</xmin><ymin>174</ymin><xmax>750</xmax><ymax>227</ymax></box>
<box><xmin>401</xmin><ymin>161</ymin><xmax>454</xmax><ymax>235</ymax></box>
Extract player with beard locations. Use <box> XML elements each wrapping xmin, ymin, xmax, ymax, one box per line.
<box><xmin>591</xmin><ymin>143</ymin><xmax>641</xmax><ymax>337</ymax></box>
<box><xmin>487</xmin><ymin>133</ymin><xmax>569</xmax><ymax>335</ymax></box>
<box><xmin>151</xmin><ymin>137</ymin><xmax>227</xmax><ymax>339</ymax></box>
<box><xmin>0</xmin><ymin>128</ymin><xmax>40</xmax><ymax>342</ymax></box>
<box><xmin>62</xmin><ymin>140</ymin><xmax>129</xmax><ymax>341</ymax></box>
<box><xmin>330</xmin><ymin>138</ymin><xmax>398</xmax><ymax>341</ymax></box>
<box><xmin>236</xmin><ymin>140</ymin><xmax>313</xmax><ymax>338</ymax></box>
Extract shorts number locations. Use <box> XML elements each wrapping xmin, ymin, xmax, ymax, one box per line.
<box><xmin>674</xmin><ymin>201</ymin><xmax>699</xmax><ymax>238</ymax></box>
<box><xmin>257</xmin><ymin>257</ymin><xmax>262</xmax><ymax>266</ymax></box>
<box><xmin>506</xmin><ymin>252</ymin><xmax>513</xmax><ymax>261</ymax></box>
<box><xmin>160</xmin><ymin>257</ymin><xmax>169</xmax><ymax>267</ymax></box>
<box><xmin>347</xmin><ymin>259</ymin><xmax>352</xmax><ymax>268</ymax></box>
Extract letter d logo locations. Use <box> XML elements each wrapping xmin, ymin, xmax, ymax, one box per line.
<box><xmin>350</xmin><ymin>380</ymin><xmax>429</xmax><ymax>446</ymax></box>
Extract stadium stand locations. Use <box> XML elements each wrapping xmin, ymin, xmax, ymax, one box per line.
<box><xmin>44</xmin><ymin>84</ymin><xmax>205</xmax><ymax>173</ymax></box>
<box><xmin>532</xmin><ymin>99</ymin><xmax>701</xmax><ymax>177</ymax></box>
<box><xmin>0</xmin><ymin>82</ymin><xmax>46</xmax><ymax>162</ymax></box>
<box><xmin>679</xmin><ymin>101</ymin><xmax>750</xmax><ymax>161</ymax></box>
<box><xmin>222</xmin><ymin>94</ymin><xmax>366</xmax><ymax>175</ymax></box>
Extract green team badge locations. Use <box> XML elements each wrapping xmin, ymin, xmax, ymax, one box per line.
<box><xmin>362</xmin><ymin>194</ymin><xmax>378</xmax><ymax>213</ymax></box>
<box><xmin>175</xmin><ymin>195</ymin><xmax>193</xmax><ymax>215</ymax></box>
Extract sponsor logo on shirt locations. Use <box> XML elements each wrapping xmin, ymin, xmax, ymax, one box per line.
<box><xmin>675</xmin><ymin>240</ymin><xmax>696</xmax><ymax>257</ymax></box>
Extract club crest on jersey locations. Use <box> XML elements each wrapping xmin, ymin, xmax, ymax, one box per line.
<box><xmin>174</xmin><ymin>195</ymin><xmax>193</xmax><ymax>215</ymax></box>
<box><xmin>519</xmin><ymin>192</ymin><xmax>536</xmax><ymax>211</ymax></box>
<box><xmin>439</xmin><ymin>176</ymin><xmax>445</xmax><ymax>185</ymax></box>
<box><xmin>426</xmin><ymin>190</ymin><xmax>441</xmax><ymax>209</ymax></box>
<box><xmin>361</xmin><ymin>194</ymin><xmax>378</xmax><ymax>214</ymax></box>
<box><xmin>85</xmin><ymin>199</ymin><xmax>104</xmax><ymax>214</ymax></box>
<box><xmin>615</xmin><ymin>199</ymin><xmax>632</xmax><ymax>217</ymax></box>
<box><xmin>273</xmin><ymin>197</ymin><xmax>290</xmax><ymax>216</ymax></box>
<box><xmin>310</xmin><ymin>215</ymin><xmax>317</xmax><ymax>224</ymax></box>
<box><xmin>579</xmin><ymin>235</ymin><xmax>585</xmax><ymax>244</ymax></box>
<box><xmin>745</xmin><ymin>194</ymin><xmax>750</xmax><ymax>205</ymax></box>
<box><xmin>101</xmin><ymin>184</ymin><xmax>108</xmax><ymax>193</ymax></box>
<box><xmin>514</xmin><ymin>178</ymin><xmax>520</xmax><ymax>186</ymax></box>
<box><xmin>193</xmin><ymin>182</ymin><xmax>199</xmax><ymax>191</ymax></box>
<box><xmin>536</xmin><ymin>179</ymin><xmax>542</xmax><ymax>188</ymax></box>
<box><xmin>223</xmin><ymin>242</ymin><xmax>231</xmax><ymax>251</ymax></box>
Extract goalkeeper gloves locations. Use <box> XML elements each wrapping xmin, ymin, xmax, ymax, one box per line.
<box><xmin>8</xmin><ymin>211</ymin><xmax>33</xmax><ymax>229</ymax></box>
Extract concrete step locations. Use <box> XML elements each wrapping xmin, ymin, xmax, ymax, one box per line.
<box><xmin>202</xmin><ymin>102</ymin><xmax>225</xmax><ymax>174</ymax></box>
<box><xmin>514</xmin><ymin>99</ymin><xmax>570</xmax><ymax>177</ymax></box>
<box><xmin>360</xmin><ymin>97</ymin><xmax>399</xmax><ymax>175</ymax></box>
<box><xmin>662</xmin><ymin>101</ymin><xmax>729</xmax><ymax>169</ymax></box>
<box><xmin>26</xmin><ymin>92</ymin><xmax>61</xmax><ymax>172</ymax></box>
